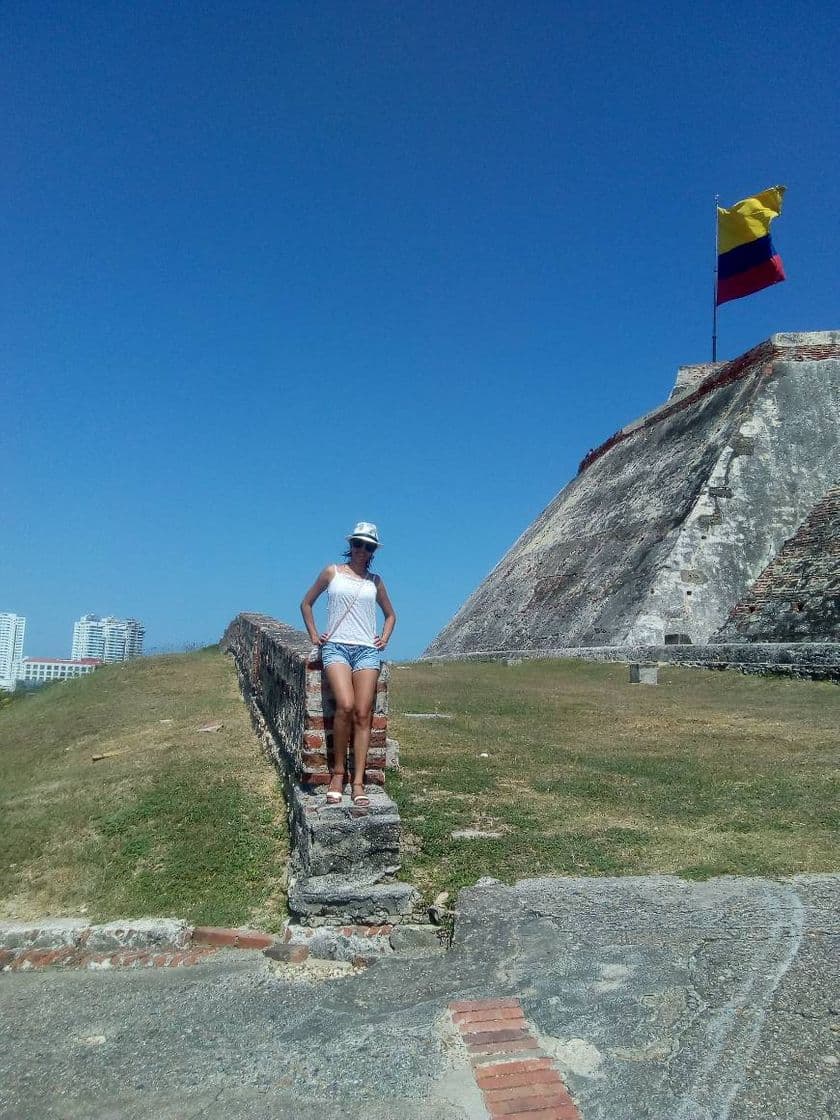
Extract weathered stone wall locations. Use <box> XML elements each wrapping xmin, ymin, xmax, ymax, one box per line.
<box><xmin>221</xmin><ymin>613</ymin><xmax>417</xmax><ymax>924</ymax></box>
<box><xmin>712</xmin><ymin>486</ymin><xmax>840</xmax><ymax>643</ymax></box>
<box><xmin>425</xmin><ymin>332</ymin><xmax>840</xmax><ymax>656</ymax></box>
<box><xmin>221</xmin><ymin>613</ymin><xmax>311</xmax><ymax>773</ymax></box>
<box><xmin>423</xmin><ymin>643</ymin><xmax>840</xmax><ymax>681</ymax></box>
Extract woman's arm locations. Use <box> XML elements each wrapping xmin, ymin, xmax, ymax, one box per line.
<box><xmin>374</xmin><ymin>576</ymin><xmax>397</xmax><ymax>651</ymax></box>
<box><xmin>300</xmin><ymin>566</ymin><xmax>333</xmax><ymax>645</ymax></box>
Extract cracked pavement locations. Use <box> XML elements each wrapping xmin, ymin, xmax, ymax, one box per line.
<box><xmin>1</xmin><ymin>875</ymin><xmax>837</xmax><ymax>1119</ymax></box>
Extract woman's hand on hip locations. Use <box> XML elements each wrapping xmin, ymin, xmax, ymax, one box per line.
<box><xmin>374</xmin><ymin>635</ymin><xmax>388</xmax><ymax>650</ymax></box>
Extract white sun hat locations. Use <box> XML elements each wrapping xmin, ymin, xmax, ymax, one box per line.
<box><xmin>347</xmin><ymin>521</ymin><xmax>381</xmax><ymax>546</ymax></box>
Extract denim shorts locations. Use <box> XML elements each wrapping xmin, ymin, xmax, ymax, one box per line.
<box><xmin>321</xmin><ymin>641</ymin><xmax>382</xmax><ymax>673</ymax></box>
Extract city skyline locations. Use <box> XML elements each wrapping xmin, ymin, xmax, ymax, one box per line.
<box><xmin>0</xmin><ymin>610</ymin><xmax>145</xmax><ymax>679</ymax></box>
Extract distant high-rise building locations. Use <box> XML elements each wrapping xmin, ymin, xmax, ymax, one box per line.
<box><xmin>71</xmin><ymin>615</ymin><xmax>145</xmax><ymax>662</ymax></box>
<box><xmin>0</xmin><ymin>612</ymin><xmax>26</xmax><ymax>690</ymax></box>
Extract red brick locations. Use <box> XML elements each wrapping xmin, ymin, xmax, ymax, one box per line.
<box><xmin>193</xmin><ymin>926</ymin><xmax>239</xmax><ymax>947</ymax></box>
<box><xmin>372</xmin><ymin>715</ymin><xmax>387</xmax><ymax>730</ymax></box>
<box><xmin>363</xmin><ymin>769</ymin><xmax>385</xmax><ymax>785</ymax></box>
<box><xmin>468</xmin><ymin>1039</ymin><xmax>543</xmax><ymax>1057</ymax></box>
<box><xmin>234</xmin><ymin>932</ymin><xmax>275</xmax><ymax>950</ymax></box>
<box><xmin>476</xmin><ymin>1070</ymin><xmax>560</xmax><ymax>1091</ymax></box>
<box><xmin>109</xmin><ymin>951</ymin><xmax>131</xmax><ymax>967</ymax></box>
<box><xmin>462</xmin><ymin>1028</ymin><xmax>531</xmax><ymax>1045</ymax></box>
<box><xmin>302</xmin><ymin>750</ymin><xmax>328</xmax><ymax>768</ymax></box>
<box><xmin>192</xmin><ymin>927</ymin><xmax>273</xmax><ymax>950</ymax></box>
<box><xmin>38</xmin><ymin>949</ymin><xmax>68</xmax><ymax>967</ymax></box>
<box><xmin>474</xmin><ymin>1059</ymin><xmax>553</xmax><ymax>1083</ymax></box>
<box><xmin>484</xmin><ymin>1081</ymin><xmax>570</xmax><ymax>1104</ymax></box>
<box><xmin>450</xmin><ymin>998</ymin><xmax>523</xmax><ymax>1013</ymax></box>
<box><xmin>304</xmin><ymin>731</ymin><xmax>326</xmax><ymax>749</ymax></box>
<box><xmin>455</xmin><ymin>1008</ymin><xmax>527</xmax><ymax>1026</ymax></box>
<box><xmin>0</xmin><ymin>949</ymin><xmax>16</xmax><ymax>968</ymax></box>
<box><xmin>152</xmin><ymin>953</ymin><xmax>172</xmax><ymax>966</ymax></box>
<box><xmin>463</xmin><ymin>1017</ymin><xmax>529</xmax><ymax>1036</ymax></box>
<box><xmin>487</xmin><ymin>1097</ymin><xmax>575</xmax><ymax>1118</ymax></box>
<box><xmin>368</xmin><ymin>729</ymin><xmax>386</xmax><ymax>748</ymax></box>
<box><xmin>302</xmin><ymin>769</ymin><xmax>330</xmax><ymax>785</ymax></box>
<box><xmin>493</xmin><ymin>1108</ymin><xmax>579</xmax><ymax>1120</ymax></box>
<box><xmin>304</xmin><ymin>715</ymin><xmax>334</xmax><ymax>731</ymax></box>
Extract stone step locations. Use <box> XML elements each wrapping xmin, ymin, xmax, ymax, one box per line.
<box><xmin>288</xmin><ymin>873</ymin><xmax>420</xmax><ymax>925</ymax></box>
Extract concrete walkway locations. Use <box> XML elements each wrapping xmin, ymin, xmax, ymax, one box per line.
<box><xmin>1</xmin><ymin>875</ymin><xmax>837</xmax><ymax>1119</ymax></box>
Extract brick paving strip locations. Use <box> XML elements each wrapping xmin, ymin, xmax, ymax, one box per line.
<box><xmin>0</xmin><ymin>921</ymin><xmax>395</xmax><ymax>973</ymax></box>
<box><xmin>449</xmin><ymin>998</ymin><xmax>582</xmax><ymax>1120</ymax></box>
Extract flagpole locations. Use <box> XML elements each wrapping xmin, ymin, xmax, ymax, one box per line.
<box><xmin>712</xmin><ymin>193</ymin><xmax>719</xmax><ymax>362</ymax></box>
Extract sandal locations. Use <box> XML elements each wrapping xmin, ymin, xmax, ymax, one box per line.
<box><xmin>351</xmin><ymin>790</ymin><xmax>371</xmax><ymax>808</ymax></box>
<box><xmin>325</xmin><ymin>775</ymin><xmax>345</xmax><ymax>805</ymax></box>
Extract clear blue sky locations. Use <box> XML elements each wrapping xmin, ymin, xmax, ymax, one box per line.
<box><xmin>4</xmin><ymin>1</ymin><xmax>838</xmax><ymax>660</ymax></box>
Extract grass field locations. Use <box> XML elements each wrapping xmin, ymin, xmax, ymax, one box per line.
<box><xmin>387</xmin><ymin>660</ymin><xmax>840</xmax><ymax>901</ymax></box>
<box><xmin>0</xmin><ymin>648</ymin><xmax>287</xmax><ymax>928</ymax></box>
<box><xmin>1</xmin><ymin>650</ymin><xmax>837</xmax><ymax>923</ymax></box>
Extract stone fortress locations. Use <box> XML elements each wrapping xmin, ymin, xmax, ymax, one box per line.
<box><xmin>424</xmin><ymin>331</ymin><xmax>839</xmax><ymax>672</ymax></box>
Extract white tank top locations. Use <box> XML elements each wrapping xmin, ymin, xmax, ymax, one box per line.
<box><xmin>326</xmin><ymin>567</ymin><xmax>378</xmax><ymax>646</ymax></box>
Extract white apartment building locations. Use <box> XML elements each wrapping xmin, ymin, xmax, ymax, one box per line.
<box><xmin>0</xmin><ymin>612</ymin><xmax>26</xmax><ymax>691</ymax></box>
<box><xmin>71</xmin><ymin>615</ymin><xmax>145</xmax><ymax>662</ymax></box>
<box><xmin>21</xmin><ymin>657</ymin><xmax>102</xmax><ymax>685</ymax></box>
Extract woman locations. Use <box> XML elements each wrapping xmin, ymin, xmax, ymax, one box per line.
<box><xmin>300</xmin><ymin>521</ymin><xmax>396</xmax><ymax>808</ymax></box>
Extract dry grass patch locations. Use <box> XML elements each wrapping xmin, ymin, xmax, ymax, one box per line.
<box><xmin>0</xmin><ymin>647</ymin><xmax>288</xmax><ymax>927</ymax></box>
<box><xmin>388</xmin><ymin>659</ymin><xmax>839</xmax><ymax>902</ymax></box>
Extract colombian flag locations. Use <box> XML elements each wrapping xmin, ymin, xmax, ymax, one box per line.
<box><xmin>716</xmin><ymin>186</ymin><xmax>786</xmax><ymax>305</ymax></box>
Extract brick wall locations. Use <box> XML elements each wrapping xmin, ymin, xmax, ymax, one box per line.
<box><xmin>220</xmin><ymin>612</ymin><xmax>389</xmax><ymax>786</ymax></box>
<box><xmin>303</xmin><ymin>653</ymin><xmax>388</xmax><ymax>786</ymax></box>
<box><xmin>220</xmin><ymin>614</ymin><xmax>415</xmax><ymax>924</ymax></box>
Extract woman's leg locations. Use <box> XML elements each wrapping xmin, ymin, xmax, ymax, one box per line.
<box><xmin>349</xmin><ymin>668</ymin><xmax>380</xmax><ymax>797</ymax></box>
<box><xmin>324</xmin><ymin>662</ymin><xmax>354</xmax><ymax>794</ymax></box>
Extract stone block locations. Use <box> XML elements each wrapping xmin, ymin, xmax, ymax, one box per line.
<box><xmin>0</xmin><ymin>919</ymin><xmax>89</xmax><ymax>950</ymax></box>
<box><xmin>388</xmin><ymin>925</ymin><xmax>445</xmax><ymax>955</ymax></box>
<box><xmin>84</xmin><ymin>919</ymin><xmax>191</xmax><ymax>951</ymax></box>
<box><xmin>385</xmin><ymin>737</ymin><xmax>400</xmax><ymax>769</ymax></box>
<box><xmin>629</xmin><ymin>663</ymin><xmax>658</xmax><ymax>685</ymax></box>
<box><xmin>292</xmin><ymin>786</ymin><xmax>402</xmax><ymax>876</ymax></box>
<box><xmin>288</xmin><ymin>874</ymin><xmax>419</xmax><ymax>925</ymax></box>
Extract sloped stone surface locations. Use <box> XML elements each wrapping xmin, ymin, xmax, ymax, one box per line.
<box><xmin>426</xmin><ymin>332</ymin><xmax>840</xmax><ymax>654</ymax></box>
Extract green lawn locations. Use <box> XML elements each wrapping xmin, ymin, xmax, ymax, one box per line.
<box><xmin>387</xmin><ymin>660</ymin><xmax>840</xmax><ymax>901</ymax></box>
<box><xmin>2</xmin><ymin>650</ymin><xmax>837</xmax><ymax>924</ymax></box>
<box><xmin>0</xmin><ymin>648</ymin><xmax>288</xmax><ymax>928</ymax></box>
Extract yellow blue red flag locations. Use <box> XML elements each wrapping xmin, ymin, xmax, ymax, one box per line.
<box><xmin>716</xmin><ymin>186</ymin><xmax>786</xmax><ymax>305</ymax></box>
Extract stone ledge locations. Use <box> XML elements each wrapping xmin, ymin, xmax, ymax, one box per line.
<box><xmin>423</xmin><ymin>642</ymin><xmax>840</xmax><ymax>680</ymax></box>
<box><xmin>288</xmin><ymin>874</ymin><xmax>421</xmax><ymax>926</ymax></box>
